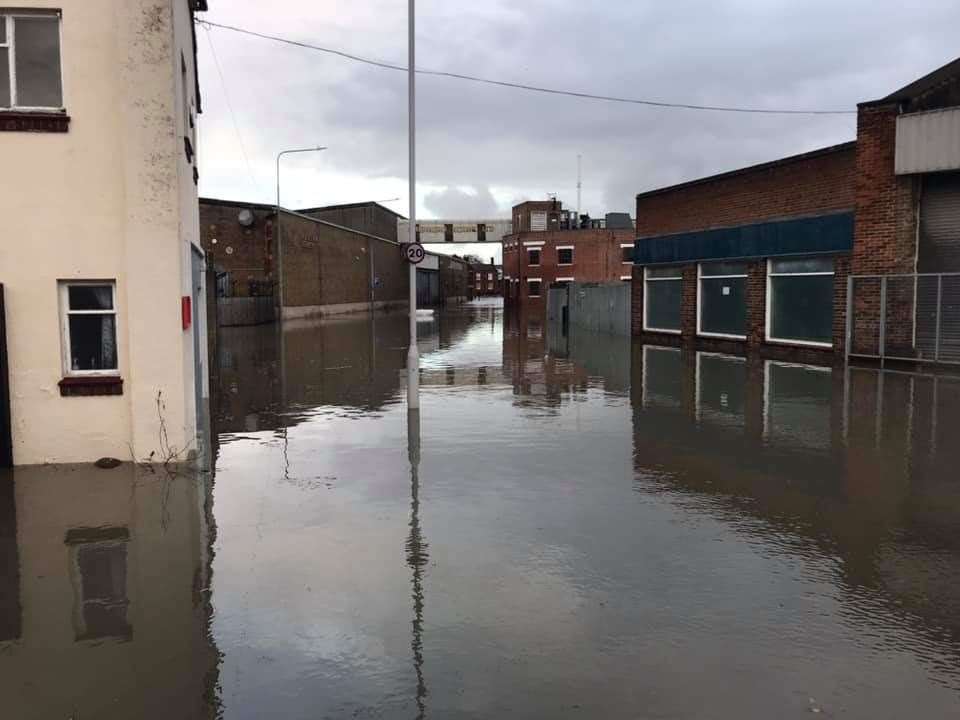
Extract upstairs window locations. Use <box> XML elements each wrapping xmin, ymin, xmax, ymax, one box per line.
<box><xmin>557</xmin><ymin>247</ymin><xmax>574</xmax><ymax>265</ymax></box>
<box><xmin>621</xmin><ymin>244</ymin><xmax>634</xmax><ymax>263</ymax></box>
<box><xmin>0</xmin><ymin>11</ymin><xmax>63</xmax><ymax>110</ymax></box>
<box><xmin>528</xmin><ymin>248</ymin><xmax>541</xmax><ymax>267</ymax></box>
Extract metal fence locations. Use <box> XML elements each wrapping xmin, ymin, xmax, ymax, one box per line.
<box><xmin>847</xmin><ymin>272</ymin><xmax>960</xmax><ymax>365</ymax></box>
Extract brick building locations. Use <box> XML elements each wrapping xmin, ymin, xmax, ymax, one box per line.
<box><xmin>468</xmin><ymin>259</ymin><xmax>503</xmax><ymax>297</ymax></box>
<box><xmin>200</xmin><ymin>198</ymin><xmax>409</xmax><ymax>319</ymax></box>
<box><xmin>631</xmin><ymin>56</ymin><xmax>960</xmax><ymax>364</ymax></box>
<box><xmin>504</xmin><ymin>200</ymin><xmax>635</xmax><ymax>307</ymax></box>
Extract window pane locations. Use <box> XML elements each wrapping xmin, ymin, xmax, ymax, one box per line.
<box><xmin>528</xmin><ymin>249</ymin><xmax>541</xmax><ymax>266</ymax></box>
<box><xmin>646</xmin><ymin>278</ymin><xmax>682</xmax><ymax>330</ymax></box>
<box><xmin>646</xmin><ymin>266</ymin><xmax>682</xmax><ymax>279</ymax></box>
<box><xmin>528</xmin><ymin>281</ymin><xmax>541</xmax><ymax>297</ymax></box>
<box><xmin>0</xmin><ymin>17</ymin><xmax>6</xmax><ymax>43</ymax></box>
<box><xmin>558</xmin><ymin>248</ymin><xmax>573</xmax><ymax>265</ymax></box>
<box><xmin>69</xmin><ymin>315</ymin><xmax>118</xmax><ymax>370</ymax></box>
<box><xmin>0</xmin><ymin>48</ymin><xmax>9</xmax><ymax>107</ymax></box>
<box><xmin>701</xmin><ymin>261</ymin><xmax>747</xmax><ymax>277</ymax></box>
<box><xmin>69</xmin><ymin>285</ymin><xmax>113</xmax><ymax>310</ymax></box>
<box><xmin>770</xmin><ymin>275</ymin><xmax>834</xmax><ymax>343</ymax></box>
<box><xmin>13</xmin><ymin>16</ymin><xmax>62</xmax><ymax>108</ymax></box>
<box><xmin>700</xmin><ymin>276</ymin><xmax>747</xmax><ymax>335</ymax></box>
<box><xmin>770</xmin><ymin>257</ymin><xmax>833</xmax><ymax>275</ymax></box>
<box><xmin>622</xmin><ymin>246</ymin><xmax>634</xmax><ymax>263</ymax></box>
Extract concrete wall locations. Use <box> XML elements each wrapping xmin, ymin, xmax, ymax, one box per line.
<box><xmin>0</xmin><ymin>1</ymin><xmax>204</xmax><ymax>464</ymax></box>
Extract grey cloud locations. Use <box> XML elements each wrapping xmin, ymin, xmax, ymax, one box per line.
<box><xmin>198</xmin><ymin>0</ymin><xmax>960</xmax><ymax>216</ymax></box>
<box><xmin>424</xmin><ymin>186</ymin><xmax>500</xmax><ymax>217</ymax></box>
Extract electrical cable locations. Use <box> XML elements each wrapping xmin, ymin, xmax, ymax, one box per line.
<box><xmin>197</xmin><ymin>19</ymin><xmax>856</xmax><ymax>116</ymax></box>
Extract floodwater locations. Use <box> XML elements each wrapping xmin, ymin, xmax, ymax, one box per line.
<box><xmin>3</xmin><ymin>300</ymin><xmax>960</xmax><ymax>719</ymax></box>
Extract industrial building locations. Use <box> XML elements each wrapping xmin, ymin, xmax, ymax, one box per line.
<box><xmin>630</xmin><ymin>55</ymin><xmax>960</xmax><ymax>365</ymax></box>
<box><xmin>503</xmin><ymin>199</ymin><xmax>636</xmax><ymax>307</ymax></box>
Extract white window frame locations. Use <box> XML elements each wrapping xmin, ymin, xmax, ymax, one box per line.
<box><xmin>765</xmin><ymin>258</ymin><xmax>835</xmax><ymax>348</ymax></box>
<box><xmin>527</xmin><ymin>278</ymin><xmax>542</xmax><ymax>297</ymax></box>
<box><xmin>641</xmin><ymin>345</ymin><xmax>682</xmax><ymax>409</ymax></box>
<box><xmin>642</xmin><ymin>267</ymin><xmax>682</xmax><ymax>335</ymax></box>
<box><xmin>556</xmin><ymin>245</ymin><xmax>574</xmax><ymax>266</ymax></box>
<box><xmin>621</xmin><ymin>243</ymin><xmax>635</xmax><ymax>264</ymax></box>
<box><xmin>0</xmin><ymin>10</ymin><xmax>66</xmax><ymax>112</ymax></box>
<box><xmin>697</xmin><ymin>262</ymin><xmax>748</xmax><ymax>341</ymax></box>
<box><xmin>59</xmin><ymin>280</ymin><xmax>120</xmax><ymax>377</ymax></box>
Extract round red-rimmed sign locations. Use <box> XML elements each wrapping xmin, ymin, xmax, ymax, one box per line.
<box><xmin>404</xmin><ymin>242</ymin><xmax>426</xmax><ymax>264</ymax></box>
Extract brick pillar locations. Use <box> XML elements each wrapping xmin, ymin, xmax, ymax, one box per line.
<box><xmin>853</xmin><ymin>103</ymin><xmax>920</xmax><ymax>275</ymax></box>
<box><xmin>631</xmin><ymin>265</ymin><xmax>644</xmax><ymax>336</ymax></box>
<box><xmin>832</xmin><ymin>255</ymin><xmax>851</xmax><ymax>355</ymax></box>
<box><xmin>680</xmin><ymin>264</ymin><xmax>697</xmax><ymax>343</ymax></box>
<box><xmin>746</xmin><ymin>260</ymin><xmax>766</xmax><ymax>350</ymax></box>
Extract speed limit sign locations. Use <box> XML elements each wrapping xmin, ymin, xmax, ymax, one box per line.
<box><xmin>404</xmin><ymin>242</ymin><xmax>426</xmax><ymax>264</ymax></box>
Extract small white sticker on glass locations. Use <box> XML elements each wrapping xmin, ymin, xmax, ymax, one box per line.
<box><xmin>722</xmin><ymin>286</ymin><xmax>730</xmax><ymax>295</ymax></box>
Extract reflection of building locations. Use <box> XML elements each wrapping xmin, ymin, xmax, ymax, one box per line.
<box><xmin>631</xmin><ymin>56</ymin><xmax>960</xmax><ymax>365</ymax></box>
<box><xmin>504</xmin><ymin>199</ymin><xmax>635</xmax><ymax>308</ymax></box>
<box><xmin>632</xmin><ymin>343</ymin><xmax>960</xmax><ymax>654</ymax></box>
<box><xmin>0</xmin><ymin>465</ymin><xmax>219</xmax><ymax>718</ymax></box>
<box><xmin>0</xmin><ymin>1</ymin><xmax>210</xmax><ymax>465</ymax></box>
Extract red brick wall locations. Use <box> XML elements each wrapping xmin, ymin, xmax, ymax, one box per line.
<box><xmin>852</xmin><ymin>104</ymin><xmax>920</xmax><ymax>275</ymax></box>
<box><xmin>200</xmin><ymin>202</ymin><xmax>276</xmax><ymax>295</ymax></box>
<box><xmin>503</xmin><ymin>229</ymin><xmax>635</xmax><ymax>308</ymax></box>
<box><xmin>636</xmin><ymin>144</ymin><xmax>856</xmax><ymax>236</ymax></box>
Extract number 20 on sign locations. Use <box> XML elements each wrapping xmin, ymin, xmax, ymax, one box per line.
<box><xmin>404</xmin><ymin>242</ymin><xmax>426</xmax><ymax>264</ymax></box>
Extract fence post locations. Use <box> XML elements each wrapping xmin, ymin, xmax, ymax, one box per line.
<box><xmin>878</xmin><ymin>276</ymin><xmax>887</xmax><ymax>366</ymax></box>
<box><xmin>845</xmin><ymin>275</ymin><xmax>853</xmax><ymax>363</ymax></box>
<box><xmin>934</xmin><ymin>274</ymin><xmax>942</xmax><ymax>362</ymax></box>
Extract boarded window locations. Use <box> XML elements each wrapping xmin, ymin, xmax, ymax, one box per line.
<box><xmin>767</xmin><ymin>258</ymin><xmax>834</xmax><ymax>345</ymax></box>
<box><xmin>699</xmin><ymin>262</ymin><xmax>748</xmax><ymax>337</ymax></box>
<box><xmin>644</xmin><ymin>267</ymin><xmax>682</xmax><ymax>332</ymax></box>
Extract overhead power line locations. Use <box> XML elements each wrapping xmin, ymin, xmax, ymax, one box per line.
<box><xmin>196</xmin><ymin>19</ymin><xmax>855</xmax><ymax>116</ymax></box>
<box><xmin>203</xmin><ymin>25</ymin><xmax>263</xmax><ymax>195</ymax></box>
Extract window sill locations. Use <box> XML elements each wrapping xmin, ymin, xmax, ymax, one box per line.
<box><xmin>643</xmin><ymin>327</ymin><xmax>682</xmax><ymax>335</ymax></box>
<box><xmin>59</xmin><ymin>375</ymin><xmax>123</xmax><ymax>397</ymax></box>
<box><xmin>0</xmin><ymin>111</ymin><xmax>70</xmax><ymax>133</ymax></box>
<box><xmin>765</xmin><ymin>337</ymin><xmax>833</xmax><ymax>350</ymax></box>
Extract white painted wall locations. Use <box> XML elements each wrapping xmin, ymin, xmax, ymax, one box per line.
<box><xmin>0</xmin><ymin>0</ymin><xmax>205</xmax><ymax>464</ymax></box>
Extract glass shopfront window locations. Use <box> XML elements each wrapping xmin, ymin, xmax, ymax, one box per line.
<box><xmin>644</xmin><ymin>267</ymin><xmax>682</xmax><ymax>333</ymax></box>
<box><xmin>767</xmin><ymin>258</ymin><xmax>834</xmax><ymax>346</ymax></box>
<box><xmin>698</xmin><ymin>262</ymin><xmax>748</xmax><ymax>338</ymax></box>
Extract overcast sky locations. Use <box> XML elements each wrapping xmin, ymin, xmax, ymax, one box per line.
<box><xmin>196</xmin><ymin>0</ymin><xmax>960</xmax><ymax>263</ymax></box>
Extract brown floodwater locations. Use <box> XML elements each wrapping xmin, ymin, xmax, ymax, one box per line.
<box><xmin>2</xmin><ymin>300</ymin><xmax>960</xmax><ymax>718</ymax></box>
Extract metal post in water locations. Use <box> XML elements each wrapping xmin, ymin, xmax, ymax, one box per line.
<box><xmin>935</xmin><ymin>274</ymin><xmax>943</xmax><ymax>362</ymax></box>
<box><xmin>407</xmin><ymin>0</ymin><xmax>420</xmax><ymax>410</ymax></box>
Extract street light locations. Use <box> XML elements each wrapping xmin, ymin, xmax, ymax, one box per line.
<box><xmin>275</xmin><ymin>146</ymin><xmax>326</xmax><ymax>319</ymax></box>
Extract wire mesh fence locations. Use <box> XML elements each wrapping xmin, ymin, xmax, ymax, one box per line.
<box><xmin>848</xmin><ymin>273</ymin><xmax>960</xmax><ymax>365</ymax></box>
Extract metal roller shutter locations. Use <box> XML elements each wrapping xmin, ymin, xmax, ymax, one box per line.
<box><xmin>919</xmin><ymin>172</ymin><xmax>960</xmax><ymax>272</ymax></box>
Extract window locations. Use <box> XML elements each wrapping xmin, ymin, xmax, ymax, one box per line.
<box><xmin>643</xmin><ymin>266</ymin><xmax>682</xmax><ymax>333</ymax></box>
<box><xmin>60</xmin><ymin>282</ymin><xmax>118</xmax><ymax>374</ymax></box>
<box><xmin>0</xmin><ymin>11</ymin><xmax>63</xmax><ymax>110</ymax></box>
<box><xmin>527</xmin><ymin>279</ymin><xmax>542</xmax><ymax>297</ymax></box>
<box><xmin>766</xmin><ymin>257</ymin><xmax>834</xmax><ymax>346</ymax></box>
<box><xmin>528</xmin><ymin>248</ymin><xmax>541</xmax><ymax>267</ymax></box>
<box><xmin>698</xmin><ymin>262</ymin><xmax>748</xmax><ymax>338</ymax></box>
<box><xmin>557</xmin><ymin>247</ymin><xmax>574</xmax><ymax>265</ymax></box>
<box><xmin>621</xmin><ymin>244</ymin><xmax>634</xmax><ymax>263</ymax></box>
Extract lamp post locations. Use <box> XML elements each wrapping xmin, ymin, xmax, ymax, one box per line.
<box><xmin>407</xmin><ymin>0</ymin><xmax>419</xmax><ymax>410</ymax></box>
<box><xmin>275</xmin><ymin>146</ymin><xmax>326</xmax><ymax>319</ymax></box>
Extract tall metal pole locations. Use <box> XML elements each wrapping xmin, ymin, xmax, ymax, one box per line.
<box><xmin>576</xmin><ymin>153</ymin><xmax>582</xmax><ymax>227</ymax></box>
<box><xmin>407</xmin><ymin>0</ymin><xmax>420</xmax><ymax>410</ymax></box>
<box><xmin>275</xmin><ymin>146</ymin><xmax>326</xmax><ymax>321</ymax></box>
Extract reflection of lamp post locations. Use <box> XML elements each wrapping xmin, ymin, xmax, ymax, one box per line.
<box><xmin>406</xmin><ymin>407</ymin><xmax>428</xmax><ymax>718</ymax></box>
<box><xmin>275</xmin><ymin>146</ymin><xmax>326</xmax><ymax>319</ymax></box>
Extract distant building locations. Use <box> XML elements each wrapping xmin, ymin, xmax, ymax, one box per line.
<box><xmin>468</xmin><ymin>259</ymin><xmax>503</xmax><ymax>297</ymax></box>
<box><xmin>630</xmin><ymin>55</ymin><xmax>960</xmax><ymax>365</ymax></box>
<box><xmin>0</xmin><ymin>1</ymin><xmax>210</xmax><ymax>466</ymax></box>
<box><xmin>503</xmin><ymin>200</ymin><xmax>636</xmax><ymax>307</ymax></box>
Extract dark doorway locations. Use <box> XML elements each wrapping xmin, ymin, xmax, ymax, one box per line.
<box><xmin>0</xmin><ymin>285</ymin><xmax>12</xmax><ymax>468</ymax></box>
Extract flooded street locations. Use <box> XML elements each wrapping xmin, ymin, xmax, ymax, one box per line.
<box><xmin>4</xmin><ymin>300</ymin><xmax>960</xmax><ymax>718</ymax></box>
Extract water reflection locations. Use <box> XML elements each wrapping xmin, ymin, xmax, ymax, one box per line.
<box><xmin>0</xmin><ymin>464</ymin><xmax>219</xmax><ymax>720</ymax></box>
